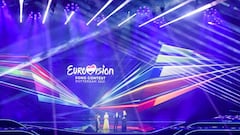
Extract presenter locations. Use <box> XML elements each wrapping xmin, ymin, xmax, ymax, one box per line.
<box><xmin>114</xmin><ymin>112</ymin><xmax>119</xmax><ymax>132</ymax></box>
<box><xmin>103</xmin><ymin>112</ymin><xmax>110</xmax><ymax>133</ymax></box>
<box><xmin>122</xmin><ymin>110</ymin><xmax>127</xmax><ymax>132</ymax></box>
<box><xmin>95</xmin><ymin>113</ymin><xmax>101</xmax><ymax>132</ymax></box>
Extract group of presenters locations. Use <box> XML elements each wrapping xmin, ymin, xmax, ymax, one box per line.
<box><xmin>95</xmin><ymin>110</ymin><xmax>127</xmax><ymax>133</ymax></box>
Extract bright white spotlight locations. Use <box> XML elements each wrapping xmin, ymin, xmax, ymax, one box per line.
<box><xmin>118</xmin><ymin>13</ymin><xmax>136</xmax><ymax>27</ymax></box>
<box><xmin>97</xmin><ymin>0</ymin><xmax>131</xmax><ymax>26</ymax></box>
<box><xmin>19</xmin><ymin>0</ymin><xmax>24</xmax><ymax>23</ymax></box>
<box><xmin>64</xmin><ymin>11</ymin><xmax>75</xmax><ymax>25</ymax></box>
<box><xmin>86</xmin><ymin>0</ymin><xmax>113</xmax><ymax>26</ymax></box>
<box><xmin>139</xmin><ymin>0</ymin><xmax>194</xmax><ymax>27</ymax></box>
<box><xmin>160</xmin><ymin>0</ymin><xmax>226</xmax><ymax>28</ymax></box>
<box><xmin>42</xmin><ymin>0</ymin><xmax>52</xmax><ymax>24</ymax></box>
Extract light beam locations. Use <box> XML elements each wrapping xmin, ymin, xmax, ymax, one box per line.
<box><xmin>42</xmin><ymin>0</ymin><xmax>52</xmax><ymax>24</ymax></box>
<box><xmin>64</xmin><ymin>11</ymin><xmax>75</xmax><ymax>25</ymax></box>
<box><xmin>160</xmin><ymin>0</ymin><xmax>226</xmax><ymax>28</ymax></box>
<box><xmin>97</xmin><ymin>0</ymin><xmax>131</xmax><ymax>26</ymax></box>
<box><xmin>19</xmin><ymin>0</ymin><xmax>24</xmax><ymax>23</ymax></box>
<box><xmin>118</xmin><ymin>13</ymin><xmax>136</xmax><ymax>27</ymax></box>
<box><xmin>86</xmin><ymin>0</ymin><xmax>113</xmax><ymax>26</ymax></box>
<box><xmin>139</xmin><ymin>0</ymin><xmax>194</xmax><ymax>27</ymax></box>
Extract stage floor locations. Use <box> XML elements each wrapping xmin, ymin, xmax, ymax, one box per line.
<box><xmin>19</xmin><ymin>119</ymin><xmax>240</xmax><ymax>135</ymax></box>
<box><xmin>21</xmin><ymin>120</ymin><xmax>184</xmax><ymax>134</ymax></box>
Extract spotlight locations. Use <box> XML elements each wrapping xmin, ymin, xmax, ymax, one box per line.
<box><xmin>153</xmin><ymin>17</ymin><xmax>166</xmax><ymax>27</ymax></box>
<box><xmin>204</xmin><ymin>8</ymin><xmax>223</xmax><ymax>25</ymax></box>
<box><xmin>28</xmin><ymin>11</ymin><xmax>42</xmax><ymax>21</ymax></box>
<box><xmin>97</xmin><ymin>0</ymin><xmax>131</xmax><ymax>26</ymax></box>
<box><xmin>94</xmin><ymin>14</ymin><xmax>105</xmax><ymax>23</ymax></box>
<box><xmin>159</xmin><ymin>0</ymin><xmax>225</xmax><ymax>28</ymax></box>
<box><xmin>1</xmin><ymin>0</ymin><xmax>6</xmax><ymax>8</ymax></box>
<box><xmin>86</xmin><ymin>0</ymin><xmax>113</xmax><ymax>26</ymax></box>
<box><xmin>136</xmin><ymin>6</ymin><xmax>152</xmax><ymax>17</ymax></box>
<box><xmin>64</xmin><ymin>2</ymin><xmax>79</xmax><ymax>25</ymax></box>
<box><xmin>65</xmin><ymin>2</ymin><xmax>79</xmax><ymax>12</ymax></box>
<box><xmin>139</xmin><ymin>0</ymin><xmax>194</xmax><ymax>27</ymax></box>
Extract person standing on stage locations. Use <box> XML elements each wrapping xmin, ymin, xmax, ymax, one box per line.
<box><xmin>95</xmin><ymin>113</ymin><xmax>101</xmax><ymax>132</ymax></box>
<box><xmin>103</xmin><ymin>112</ymin><xmax>110</xmax><ymax>133</ymax></box>
<box><xmin>122</xmin><ymin>110</ymin><xmax>127</xmax><ymax>132</ymax></box>
<box><xmin>113</xmin><ymin>112</ymin><xmax>119</xmax><ymax>132</ymax></box>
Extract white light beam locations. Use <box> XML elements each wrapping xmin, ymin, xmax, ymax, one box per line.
<box><xmin>42</xmin><ymin>0</ymin><xmax>52</xmax><ymax>24</ymax></box>
<box><xmin>118</xmin><ymin>13</ymin><xmax>136</xmax><ymax>27</ymax></box>
<box><xmin>97</xmin><ymin>0</ymin><xmax>131</xmax><ymax>26</ymax></box>
<box><xmin>86</xmin><ymin>0</ymin><xmax>113</xmax><ymax>26</ymax></box>
<box><xmin>64</xmin><ymin>11</ymin><xmax>75</xmax><ymax>25</ymax></box>
<box><xmin>139</xmin><ymin>0</ymin><xmax>194</xmax><ymax>27</ymax></box>
<box><xmin>19</xmin><ymin>0</ymin><xmax>24</xmax><ymax>23</ymax></box>
<box><xmin>160</xmin><ymin>0</ymin><xmax>226</xmax><ymax>28</ymax></box>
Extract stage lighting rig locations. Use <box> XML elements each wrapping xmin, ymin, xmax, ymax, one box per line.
<box><xmin>64</xmin><ymin>2</ymin><xmax>79</xmax><ymax>12</ymax></box>
<box><xmin>63</xmin><ymin>2</ymin><xmax>79</xmax><ymax>25</ymax></box>
<box><xmin>28</xmin><ymin>11</ymin><xmax>42</xmax><ymax>21</ymax></box>
<box><xmin>204</xmin><ymin>8</ymin><xmax>223</xmax><ymax>25</ymax></box>
<box><xmin>25</xmin><ymin>0</ymin><xmax>43</xmax><ymax>22</ymax></box>
<box><xmin>153</xmin><ymin>17</ymin><xmax>166</xmax><ymax>27</ymax></box>
<box><xmin>94</xmin><ymin>14</ymin><xmax>105</xmax><ymax>23</ymax></box>
<box><xmin>136</xmin><ymin>6</ymin><xmax>152</xmax><ymax>17</ymax></box>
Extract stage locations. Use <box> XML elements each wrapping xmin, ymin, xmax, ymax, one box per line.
<box><xmin>0</xmin><ymin>0</ymin><xmax>240</xmax><ymax>135</ymax></box>
<box><xmin>1</xmin><ymin>117</ymin><xmax>240</xmax><ymax>135</ymax></box>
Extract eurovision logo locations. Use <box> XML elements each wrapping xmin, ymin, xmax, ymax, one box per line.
<box><xmin>67</xmin><ymin>64</ymin><xmax>114</xmax><ymax>83</ymax></box>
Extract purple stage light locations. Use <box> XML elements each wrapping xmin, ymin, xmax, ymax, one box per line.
<box><xmin>136</xmin><ymin>6</ymin><xmax>152</xmax><ymax>17</ymax></box>
<box><xmin>63</xmin><ymin>3</ymin><xmax>79</xmax><ymax>25</ymax></box>
<box><xmin>94</xmin><ymin>14</ymin><xmax>105</xmax><ymax>23</ymax></box>
<box><xmin>153</xmin><ymin>17</ymin><xmax>166</xmax><ymax>27</ymax></box>
<box><xmin>1</xmin><ymin>0</ymin><xmax>6</xmax><ymax>8</ymax></box>
<box><xmin>28</xmin><ymin>11</ymin><xmax>42</xmax><ymax>21</ymax></box>
<box><xmin>204</xmin><ymin>8</ymin><xmax>223</xmax><ymax>25</ymax></box>
<box><xmin>65</xmin><ymin>2</ymin><xmax>79</xmax><ymax>12</ymax></box>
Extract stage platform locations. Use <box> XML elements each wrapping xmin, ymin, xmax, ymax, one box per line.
<box><xmin>1</xmin><ymin>118</ymin><xmax>240</xmax><ymax>135</ymax></box>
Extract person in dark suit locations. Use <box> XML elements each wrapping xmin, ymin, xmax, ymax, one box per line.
<box><xmin>122</xmin><ymin>110</ymin><xmax>127</xmax><ymax>132</ymax></box>
<box><xmin>113</xmin><ymin>112</ymin><xmax>119</xmax><ymax>132</ymax></box>
<box><xmin>95</xmin><ymin>113</ymin><xmax>100</xmax><ymax>132</ymax></box>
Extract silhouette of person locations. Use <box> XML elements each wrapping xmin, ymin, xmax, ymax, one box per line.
<box><xmin>122</xmin><ymin>110</ymin><xmax>127</xmax><ymax>132</ymax></box>
<box><xmin>103</xmin><ymin>112</ymin><xmax>110</xmax><ymax>133</ymax></box>
<box><xmin>95</xmin><ymin>113</ymin><xmax>100</xmax><ymax>132</ymax></box>
<box><xmin>114</xmin><ymin>112</ymin><xmax>119</xmax><ymax>132</ymax></box>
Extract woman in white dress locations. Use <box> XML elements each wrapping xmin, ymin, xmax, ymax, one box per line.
<box><xmin>103</xmin><ymin>112</ymin><xmax>110</xmax><ymax>133</ymax></box>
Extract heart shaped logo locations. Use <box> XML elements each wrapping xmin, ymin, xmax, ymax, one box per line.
<box><xmin>86</xmin><ymin>64</ymin><xmax>97</xmax><ymax>75</ymax></box>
